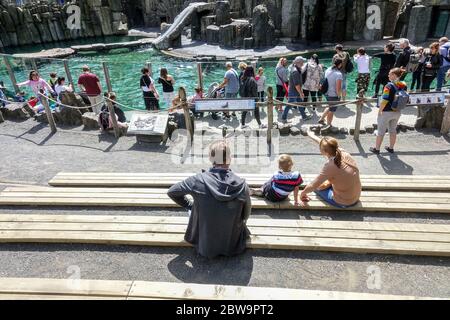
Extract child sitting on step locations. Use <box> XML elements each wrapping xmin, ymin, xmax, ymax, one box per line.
<box><xmin>250</xmin><ymin>154</ymin><xmax>303</xmax><ymax>206</ymax></box>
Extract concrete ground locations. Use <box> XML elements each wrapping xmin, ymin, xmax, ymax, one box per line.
<box><xmin>0</xmin><ymin>118</ymin><xmax>449</xmax><ymax>298</ymax></box>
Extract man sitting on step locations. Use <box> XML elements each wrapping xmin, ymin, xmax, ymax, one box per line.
<box><xmin>167</xmin><ymin>140</ymin><xmax>252</xmax><ymax>259</ymax></box>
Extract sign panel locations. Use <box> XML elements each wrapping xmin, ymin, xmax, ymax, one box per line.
<box><xmin>195</xmin><ymin>99</ymin><xmax>256</xmax><ymax>112</ymax></box>
<box><xmin>377</xmin><ymin>92</ymin><xmax>446</xmax><ymax>106</ymax></box>
<box><xmin>127</xmin><ymin>113</ymin><xmax>168</xmax><ymax>136</ymax></box>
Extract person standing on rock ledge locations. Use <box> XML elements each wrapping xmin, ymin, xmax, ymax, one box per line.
<box><xmin>167</xmin><ymin>140</ymin><xmax>251</xmax><ymax>259</ymax></box>
<box><xmin>77</xmin><ymin>65</ymin><xmax>103</xmax><ymax>114</ymax></box>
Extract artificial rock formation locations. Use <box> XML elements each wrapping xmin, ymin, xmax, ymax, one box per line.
<box><xmin>0</xmin><ymin>0</ymin><xmax>128</xmax><ymax>49</ymax></box>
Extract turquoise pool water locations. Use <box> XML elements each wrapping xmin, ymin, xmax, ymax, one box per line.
<box><xmin>1</xmin><ymin>45</ymin><xmax>421</xmax><ymax>111</ymax></box>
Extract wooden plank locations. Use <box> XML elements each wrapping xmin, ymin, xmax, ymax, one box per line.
<box><xmin>0</xmin><ymin>222</ymin><xmax>448</xmax><ymax>243</ymax></box>
<box><xmin>1</xmin><ymin>230</ymin><xmax>449</xmax><ymax>256</ymax></box>
<box><xmin>51</xmin><ymin>172</ymin><xmax>450</xmax><ymax>180</ymax></box>
<box><xmin>0</xmin><ymin>214</ymin><xmax>448</xmax><ymax>233</ymax></box>
<box><xmin>0</xmin><ymin>278</ymin><xmax>132</xmax><ymax>297</ymax></box>
<box><xmin>0</xmin><ymin>278</ymin><xmax>439</xmax><ymax>300</ymax></box>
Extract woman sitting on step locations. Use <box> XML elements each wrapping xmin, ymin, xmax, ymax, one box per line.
<box><xmin>300</xmin><ymin>133</ymin><xmax>361</xmax><ymax>208</ymax></box>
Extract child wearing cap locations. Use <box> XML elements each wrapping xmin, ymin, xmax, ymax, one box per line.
<box><xmin>250</xmin><ymin>154</ymin><xmax>303</xmax><ymax>205</ymax></box>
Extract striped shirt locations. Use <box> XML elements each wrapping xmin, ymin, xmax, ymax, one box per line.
<box><xmin>268</xmin><ymin>171</ymin><xmax>303</xmax><ymax>200</ymax></box>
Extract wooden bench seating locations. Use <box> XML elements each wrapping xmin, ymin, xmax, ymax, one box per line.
<box><xmin>48</xmin><ymin>172</ymin><xmax>450</xmax><ymax>191</ymax></box>
<box><xmin>0</xmin><ymin>214</ymin><xmax>449</xmax><ymax>257</ymax></box>
<box><xmin>1</xmin><ymin>186</ymin><xmax>450</xmax><ymax>214</ymax></box>
<box><xmin>0</xmin><ymin>278</ymin><xmax>440</xmax><ymax>300</ymax></box>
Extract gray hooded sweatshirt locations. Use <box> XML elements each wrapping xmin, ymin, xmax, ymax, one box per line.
<box><xmin>167</xmin><ymin>168</ymin><xmax>252</xmax><ymax>259</ymax></box>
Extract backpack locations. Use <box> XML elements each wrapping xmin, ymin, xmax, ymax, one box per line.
<box><xmin>388</xmin><ymin>83</ymin><xmax>409</xmax><ymax>111</ymax></box>
<box><xmin>406</xmin><ymin>53</ymin><xmax>422</xmax><ymax>73</ymax></box>
<box><xmin>302</xmin><ymin>65</ymin><xmax>308</xmax><ymax>84</ymax></box>
<box><xmin>343</xmin><ymin>52</ymin><xmax>354</xmax><ymax>73</ymax></box>
<box><xmin>98</xmin><ymin>105</ymin><xmax>110</xmax><ymax>130</ymax></box>
<box><xmin>319</xmin><ymin>77</ymin><xmax>329</xmax><ymax>95</ymax></box>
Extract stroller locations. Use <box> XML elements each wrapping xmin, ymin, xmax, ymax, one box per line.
<box><xmin>206</xmin><ymin>82</ymin><xmax>228</xmax><ymax>121</ymax></box>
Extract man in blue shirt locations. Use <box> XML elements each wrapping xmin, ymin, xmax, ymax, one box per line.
<box><xmin>437</xmin><ymin>37</ymin><xmax>450</xmax><ymax>91</ymax></box>
<box><xmin>219</xmin><ymin>62</ymin><xmax>240</xmax><ymax>98</ymax></box>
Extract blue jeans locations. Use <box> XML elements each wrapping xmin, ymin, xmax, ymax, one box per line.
<box><xmin>437</xmin><ymin>65</ymin><xmax>450</xmax><ymax>91</ymax></box>
<box><xmin>314</xmin><ymin>186</ymin><xmax>356</xmax><ymax>209</ymax></box>
<box><xmin>282</xmin><ymin>96</ymin><xmax>307</xmax><ymax>120</ymax></box>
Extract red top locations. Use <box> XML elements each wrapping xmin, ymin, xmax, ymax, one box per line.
<box><xmin>78</xmin><ymin>73</ymin><xmax>101</xmax><ymax>96</ymax></box>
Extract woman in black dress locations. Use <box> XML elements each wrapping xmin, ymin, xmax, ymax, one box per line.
<box><xmin>372</xmin><ymin>43</ymin><xmax>397</xmax><ymax>98</ymax></box>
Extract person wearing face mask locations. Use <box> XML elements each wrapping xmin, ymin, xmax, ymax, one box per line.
<box><xmin>300</xmin><ymin>133</ymin><xmax>361</xmax><ymax>208</ymax></box>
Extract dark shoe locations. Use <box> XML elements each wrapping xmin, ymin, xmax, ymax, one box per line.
<box><xmin>385</xmin><ymin>147</ymin><xmax>395</xmax><ymax>154</ymax></box>
<box><xmin>370</xmin><ymin>147</ymin><xmax>380</xmax><ymax>155</ymax></box>
<box><xmin>318</xmin><ymin>119</ymin><xmax>326</xmax><ymax>125</ymax></box>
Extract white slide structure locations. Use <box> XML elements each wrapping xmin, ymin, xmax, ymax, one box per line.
<box><xmin>153</xmin><ymin>2</ymin><xmax>214</xmax><ymax>50</ymax></box>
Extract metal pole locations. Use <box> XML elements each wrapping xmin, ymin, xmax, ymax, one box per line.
<box><xmin>64</xmin><ymin>60</ymin><xmax>74</xmax><ymax>87</ymax></box>
<box><xmin>31</xmin><ymin>58</ymin><xmax>38</xmax><ymax>72</ymax></box>
<box><xmin>196</xmin><ymin>62</ymin><xmax>203</xmax><ymax>92</ymax></box>
<box><xmin>148</xmin><ymin>62</ymin><xmax>153</xmax><ymax>78</ymax></box>
<box><xmin>102</xmin><ymin>62</ymin><xmax>113</xmax><ymax>92</ymax></box>
<box><xmin>441</xmin><ymin>97</ymin><xmax>450</xmax><ymax>135</ymax></box>
<box><xmin>179</xmin><ymin>87</ymin><xmax>193</xmax><ymax>142</ymax></box>
<box><xmin>106</xmin><ymin>98</ymin><xmax>121</xmax><ymax>138</ymax></box>
<box><xmin>353</xmin><ymin>91</ymin><xmax>364</xmax><ymax>141</ymax></box>
<box><xmin>267</xmin><ymin>86</ymin><xmax>274</xmax><ymax>144</ymax></box>
<box><xmin>2</xmin><ymin>56</ymin><xmax>20</xmax><ymax>93</ymax></box>
<box><xmin>41</xmin><ymin>94</ymin><xmax>57</xmax><ymax>133</ymax></box>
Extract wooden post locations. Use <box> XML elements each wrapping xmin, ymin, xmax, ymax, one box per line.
<box><xmin>41</xmin><ymin>95</ymin><xmax>57</xmax><ymax>133</ymax></box>
<box><xmin>0</xmin><ymin>107</ymin><xmax>4</xmax><ymax>123</ymax></box>
<box><xmin>64</xmin><ymin>60</ymin><xmax>74</xmax><ymax>87</ymax></box>
<box><xmin>179</xmin><ymin>87</ymin><xmax>193</xmax><ymax>142</ymax></box>
<box><xmin>441</xmin><ymin>96</ymin><xmax>450</xmax><ymax>135</ymax></box>
<box><xmin>102</xmin><ymin>62</ymin><xmax>113</xmax><ymax>92</ymax></box>
<box><xmin>2</xmin><ymin>56</ymin><xmax>20</xmax><ymax>93</ymax></box>
<box><xmin>267</xmin><ymin>86</ymin><xmax>274</xmax><ymax>144</ymax></box>
<box><xmin>31</xmin><ymin>58</ymin><xmax>38</xmax><ymax>73</ymax></box>
<box><xmin>146</xmin><ymin>62</ymin><xmax>153</xmax><ymax>78</ymax></box>
<box><xmin>353</xmin><ymin>91</ymin><xmax>364</xmax><ymax>141</ymax></box>
<box><xmin>106</xmin><ymin>98</ymin><xmax>121</xmax><ymax>138</ymax></box>
<box><xmin>196</xmin><ymin>62</ymin><xmax>203</xmax><ymax>92</ymax></box>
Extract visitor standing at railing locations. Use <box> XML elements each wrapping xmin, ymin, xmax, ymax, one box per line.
<box><xmin>240</xmin><ymin>66</ymin><xmax>266</xmax><ymax>129</ymax></box>
<box><xmin>318</xmin><ymin>59</ymin><xmax>343</xmax><ymax>127</ymax></box>
<box><xmin>302</xmin><ymin>54</ymin><xmax>324</xmax><ymax>112</ymax></box>
<box><xmin>255</xmin><ymin>67</ymin><xmax>266</xmax><ymax>103</ymax></box>
<box><xmin>354</xmin><ymin>48</ymin><xmax>372</xmax><ymax>96</ymax></box>
<box><xmin>410</xmin><ymin>47</ymin><xmax>425</xmax><ymax>91</ymax></box>
<box><xmin>158</xmin><ymin>68</ymin><xmax>176</xmax><ymax>108</ymax></box>
<box><xmin>218</xmin><ymin>62</ymin><xmax>240</xmax><ymax>99</ymax></box>
<box><xmin>394</xmin><ymin>38</ymin><xmax>411</xmax><ymax>80</ymax></box>
<box><xmin>370</xmin><ymin>68</ymin><xmax>408</xmax><ymax>155</ymax></box>
<box><xmin>333</xmin><ymin>44</ymin><xmax>352</xmax><ymax>101</ymax></box>
<box><xmin>372</xmin><ymin>43</ymin><xmax>397</xmax><ymax>97</ymax></box>
<box><xmin>54</xmin><ymin>77</ymin><xmax>73</xmax><ymax>104</ymax></box>
<box><xmin>238</xmin><ymin>62</ymin><xmax>247</xmax><ymax>83</ymax></box>
<box><xmin>17</xmin><ymin>70</ymin><xmax>55</xmax><ymax>97</ymax></box>
<box><xmin>77</xmin><ymin>65</ymin><xmax>103</xmax><ymax>114</ymax></box>
<box><xmin>140</xmin><ymin>67</ymin><xmax>160</xmax><ymax>111</ymax></box>
<box><xmin>282</xmin><ymin>56</ymin><xmax>311</xmax><ymax>124</ymax></box>
<box><xmin>275</xmin><ymin>57</ymin><xmax>289</xmax><ymax>112</ymax></box>
<box><xmin>421</xmin><ymin>42</ymin><xmax>443</xmax><ymax>92</ymax></box>
<box><xmin>437</xmin><ymin>37</ymin><xmax>450</xmax><ymax>91</ymax></box>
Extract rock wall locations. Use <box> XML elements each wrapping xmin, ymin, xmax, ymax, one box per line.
<box><xmin>0</xmin><ymin>0</ymin><xmax>128</xmax><ymax>49</ymax></box>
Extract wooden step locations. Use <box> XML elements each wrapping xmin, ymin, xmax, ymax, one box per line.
<box><xmin>0</xmin><ymin>214</ymin><xmax>449</xmax><ymax>257</ymax></box>
<box><xmin>0</xmin><ymin>278</ymin><xmax>441</xmax><ymax>300</ymax></box>
<box><xmin>48</xmin><ymin>172</ymin><xmax>450</xmax><ymax>191</ymax></box>
<box><xmin>2</xmin><ymin>186</ymin><xmax>450</xmax><ymax>213</ymax></box>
